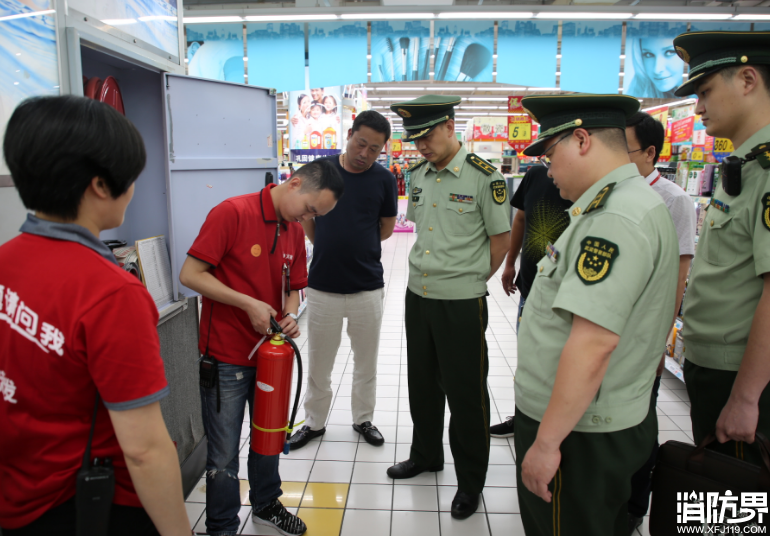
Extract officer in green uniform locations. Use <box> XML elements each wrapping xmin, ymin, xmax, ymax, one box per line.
<box><xmin>513</xmin><ymin>94</ymin><xmax>680</xmax><ymax>536</ymax></box>
<box><xmin>673</xmin><ymin>31</ymin><xmax>770</xmax><ymax>465</ymax></box>
<box><xmin>385</xmin><ymin>95</ymin><xmax>511</xmax><ymax>520</ymax></box>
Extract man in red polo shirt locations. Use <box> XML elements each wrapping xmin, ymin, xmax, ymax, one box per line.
<box><xmin>179</xmin><ymin>159</ymin><xmax>343</xmax><ymax>536</ymax></box>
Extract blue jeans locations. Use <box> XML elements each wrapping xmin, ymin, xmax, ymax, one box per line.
<box><xmin>201</xmin><ymin>361</ymin><xmax>283</xmax><ymax>536</ymax></box>
<box><xmin>516</xmin><ymin>296</ymin><xmax>526</xmax><ymax>334</ymax></box>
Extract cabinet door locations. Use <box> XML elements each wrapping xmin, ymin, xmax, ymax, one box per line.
<box><xmin>164</xmin><ymin>74</ymin><xmax>278</xmax><ymax>298</ymax></box>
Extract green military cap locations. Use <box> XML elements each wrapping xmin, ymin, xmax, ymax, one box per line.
<box><xmin>521</xmin><ymin>94</ymin><xmax>641</xmax><ymax>157</ymax></box>
<box><xmin>390</xmin><ymin>95</ymin><xmax>461</xmax><ymax>141</ymax></box>
<box><xmin>673</xmin><ymin>31</ymin><xmax>770</xmax><ymax>96</ymax></box>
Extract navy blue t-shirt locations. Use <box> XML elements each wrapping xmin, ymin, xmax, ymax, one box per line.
<box><xmin>308</xmin><ymin>156</ymin><xmax>398</xmax><ymax>294</ymax></box>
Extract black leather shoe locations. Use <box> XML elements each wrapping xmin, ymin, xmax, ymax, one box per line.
<box><xmin>628</xmin><ymin>514</ymin><xmax>643</xmax><ymax>535</ymax></box>
<box><xmin>387</xmin><ymin>459</ymin><xmax>443</xmax><ymax>479</ymax></box>
<box><xmin>451</xmin><ymin>490</ymin><xmax>480</xmax><ymax>520</ymax></box>
<box><xmin>288</xmin><ymin>425</ymin><xmax>325</xmax><ymax>451</ymax></box>
<box><xmin>353</xmin><ymin>421</ymin><xmax>385</xmax><ymax>446</ymax></box>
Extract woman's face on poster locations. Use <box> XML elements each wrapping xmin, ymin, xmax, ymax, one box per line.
<box><xmin>323</xmin><ymin>96</ymin><xmax>336</xmax><ymax>113</ymax></box>
<box><xmin>299</xmin><ymin>95</ymin><xmax>311</xmax><ymax>113</ymax></box>
<box><xmin>640</xmin><ymin>37</ymin><xmax>682</xmax><ymax>93</ymax></box>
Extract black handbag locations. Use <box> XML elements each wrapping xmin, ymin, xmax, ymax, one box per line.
<box><xmin>649</xmin><ymin>432</ymin><xmax>770</xmax><ymax>534</ymax></box>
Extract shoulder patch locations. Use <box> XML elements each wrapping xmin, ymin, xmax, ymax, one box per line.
<box><xmin>575</xmin><ymin>237</ymin><xmax>619</xmax><ymax>285</ymax></box>
<box><xmin>583</xmin><ymin>183</ymin><xmax>616</xmax><ymax>215</ymax></box>
<box><xmin>762</xmin><ymin>193</ymin><xmax>770</xmax><ymax>231</ymax></box>
<box><xmin>408</xmin><ymin>159</ymin><xmax>428</xmax><ymax>172</ymax></box>
<box><xmin>490</xmin><ymin>180</ymin><xmax>507</xmax><ymax>205</ymax></box>
<box><xmin>750</xmin><ymin>143</ymin><xmax>770</xmax><ymax>170</ymax></box>
<box><xmin>466</xmin><ymin>153</ymin><xmax>497</xmax><ymax>176</ymax></box>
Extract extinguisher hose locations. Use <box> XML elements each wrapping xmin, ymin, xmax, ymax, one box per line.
<box><xmin>284</xmin><ymin>335</ymin><xmax>303</xmax><ymax>452</ymax></box>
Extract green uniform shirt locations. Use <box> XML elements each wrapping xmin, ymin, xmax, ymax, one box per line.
<box><xmin>406</xmin><ymin>146</ymin><xmax>511</xmax><ymax>300</ymax></box>
<box><xmin>516</xmin><ymin>164</ymin><xmax>679</xmax><ymax>432</ymax></box>
<box><xmin>683</xmin><ymin>124</ymin><xmax>770</xmax><ymax>371</ymax></box>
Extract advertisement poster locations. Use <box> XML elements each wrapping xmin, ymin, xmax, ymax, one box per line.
<box><xmin>472</xmin><ymin>117</ymin><xmax>507</xmax><ymax>142</ymax></box>
<box><xmin>497</xmin><ymin>21</ymin><xmax>558</xmax><ymax>88</ymax></box>
<box><xmin>561</xmin><ymin>21</ymin><xmax>623</xmax><ymax>94</ymax></box>
<box><xmin>508</xmin><ymin>96</ymin><xmax>526</xmax><ymax>113</ymax></box>
<box><xmin>650</xmin><ymin>108</ymin><xmax>669</xmax><ymax>129</ymax></box>
<box><xmin>433</xmin><ymin>21</ymin><xmax>494</xmax><ymax>82</ymax></box>
<box><xmin>69</xmin><ymin>0</ymin><xmax>178</xmax><ymax>56</ymax></box>
<box><xmin>308</xmin><ymin>22</ymin><xmax>367</xmax><ymax>88</ymax></box>
<box><xmin>508</xmin><ymin>116</ymin><xmax>533</xmax><ymax>152</ymax></box>
<box><xmin>0</xmin><ymin>0</ymin><xmax>59</xmax><ymax>176</ymax></box>
<box><xmin>371</xmin><ymin>21</ymin><xmax>430</xmax><ymax>82</ymax></box>
<box><xmin>288</xmin><ymin>86</ymin><xmax>342</xmax><ymax>164</ymax></box>
<box><xmin>659</xmin><ymin>141</ymin><xmax>672</xmax><ymax>162</ymax></box>
<box><xmin>186</xmin><ymin>24</ymin><xmax>244</xmax><ymax>83</ymax></box>
<box><xmin>692</xmin><ymin>115</ymin><xmax>707</xmax><ymax>146</ymax></box>
<box><xmin>623</xmin><ymin>22</ymin><xmax>687</xmax><ymax>99</ymax></box>
<box><xmin>246</xmin><ymin>23</ymin><xmax>306</xmax><ymax>92</ymax></box>
<box><xmin>671</xmin><ymin>116</ymin><xmax>694</xmax><ymax>145</ymax></box>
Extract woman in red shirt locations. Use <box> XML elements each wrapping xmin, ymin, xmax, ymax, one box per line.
<box><xmin>0</xmin><ymin>96</ymin><xmax>189</xmax><ymax>536</ymax></box>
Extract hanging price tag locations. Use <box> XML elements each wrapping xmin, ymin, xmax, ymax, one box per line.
<box><xmin>508</xmin><ymin>122</ymin><xmax>532</xmax><ymax>142</ymax></box>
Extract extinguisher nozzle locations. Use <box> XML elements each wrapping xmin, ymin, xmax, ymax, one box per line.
<box><xmin>283</xmin><ymin>442</ymin><xmax>290</xmax><ymax>455</ymax></box>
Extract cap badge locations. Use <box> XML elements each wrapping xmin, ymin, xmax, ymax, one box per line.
<box><xmin>397</xmin><ymin>108</ymin><xmax>412</xmax><ymax>118</ymax></box>
<box><xmin>675</xmin><ymin>46</ymin><xmax>690</xmax><ymax>63</ymax></box>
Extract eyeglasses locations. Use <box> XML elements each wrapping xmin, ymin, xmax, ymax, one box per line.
<box><xmin>627</xmin><ymin>148</ymin><xmax>645</xmax><ymax>155</ymax></box>
<box><xmin>538</xmin><ymin>132</ymin><xmax>572</xmax><ymax>169</ymax></box>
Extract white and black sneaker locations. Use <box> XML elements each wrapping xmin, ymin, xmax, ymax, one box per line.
<box><xmin>252</xmin><ymin>499</ymin><xmax>307</xmax><ymax>536</ymax></box>
<box><xmin>489</xmin><ymin>416</ymin><xmax>515</xmax><ymax>438</ymax></box>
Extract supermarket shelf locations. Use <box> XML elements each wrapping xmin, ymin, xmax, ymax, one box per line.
<box><xmin>664</xmin><ymin>356</ymin><xmax>685</xmax><ymax>383</ymax></box>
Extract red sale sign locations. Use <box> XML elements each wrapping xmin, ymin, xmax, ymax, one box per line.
<box><xmin>508</xmin><ymin>96</ymin><xmax>526</xmax><ymax>114</ymax></box>
<box><xmin>671</xmin><ymin>116</ymin><xmax>695</xmax><ymax>145</ymax></box>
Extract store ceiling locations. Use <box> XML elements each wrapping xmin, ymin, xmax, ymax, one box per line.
<box><xmin>186</xmin><ymin>1</ymin><xmax>770</xmax><ymax>6</ymax></box>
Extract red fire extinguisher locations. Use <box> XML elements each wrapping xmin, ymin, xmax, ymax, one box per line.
<box><xmin>251</xmin><ymin>317</ymin><xmax>303</xmax><ymax>456</ymax></box>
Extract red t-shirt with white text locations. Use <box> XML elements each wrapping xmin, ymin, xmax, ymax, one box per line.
<box><xmin>0</xmin><ymin>234</ymin><xmax>169</xmax><ymax>529</ymax></box>
<box><xmin>188</xmin><ymin>184</ymin><xmax>308</xmax><ymax>366</ymax></box>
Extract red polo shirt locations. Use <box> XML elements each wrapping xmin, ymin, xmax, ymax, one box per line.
<box><xmin>188</xmin><ymin>184</ymin><xmax>308</xmax><ymax>366</ymax></box>
<box><xmin>0</xmin><ymin>233</ymin><xmax>169</xmax><ymax>529</ymax></box>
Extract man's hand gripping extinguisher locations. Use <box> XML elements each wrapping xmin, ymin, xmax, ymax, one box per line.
<box><xmin>251</xmin><ymin>317</ymin><xmax>303</xmax><ymax>455</ymax></box>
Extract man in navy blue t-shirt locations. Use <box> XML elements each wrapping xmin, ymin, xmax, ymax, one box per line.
<box><xmin>290</xmin><ymin>111</ymin><xmax>398</xmax><ymax>449</ymax></box>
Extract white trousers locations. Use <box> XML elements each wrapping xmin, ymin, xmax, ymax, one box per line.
<box><xmin>303</xmin><ymin>287</ymin><xmax>384</xmax><ymax>430</ymax></box>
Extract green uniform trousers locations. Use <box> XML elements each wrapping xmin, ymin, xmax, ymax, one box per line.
<box><xmin>404</xmin><ymin>289</ymin><xmax>491</xmax><ymax>494</ymax></box>
<box><xmin>514</xmin><ymin>400</ymin><xmax>657</xmax><ymax>536</ymax></box>
<box><xmin>683</xmin><ymin>359</ymin><xmax>770</xmax><ymax>467</ymax></box>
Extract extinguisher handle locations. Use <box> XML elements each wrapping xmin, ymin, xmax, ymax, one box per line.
<box><xmin>269</xmin><ymin>316</ymin><xmax>282</xmax><ymax>334</ymax></box>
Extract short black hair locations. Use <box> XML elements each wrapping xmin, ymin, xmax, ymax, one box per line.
<box><xmin>3</xmin><ymin>95</ymin><xmax>146</xmax><ymax>220</ymax></box>
<box><xmin>297</xmin><ymin>158</ymin><xmax>344</xmax><ymax>200</ymax></box>
<box><xmin>720</xmin><ymin>64</ymin><xmax>770</xmax><ymax>97</ymax></box>
<box><xmin>351</xmin><ymin>110</ymin><xmax>391</xmax><ymax>142</ymax></box>
<box><xmin>626</xmin><ymin>112</ymin><xmax>665</xmax><ymax>165</ymax></box>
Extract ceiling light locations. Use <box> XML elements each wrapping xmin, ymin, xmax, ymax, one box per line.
<box><xmin>184</xmin><ymin>16</ymin><xmax>243</xmax><ymax>23</ymax></box>
<box><xmin>373</xmin><ymin>87</ymin><xmax>426</xmax><ymax>91</ymax></box>
<box><xmin>423</xmin><ymin>86</ymin><xmax>477</xmax><ymax>91</ymax></box>
<box><xmin>556</xmin><ymin>54</ymin><xmax>562</xmax><ymax>59</ymax></box>
<box><xmin>732</xmin><ymin>14</ymin><xmax>770</xmax><ymax>20</ymax></box>
<box><xmin>528</xmin><ymin>87</ymin><xmax>559</xmax><ymax>91</ymax></box>
<box><xmin>634</xmin><ymin>13</ymin><xmax>732</xmax><ymax>20</ymax></box>
<box><xmin>437</xmin><ymin>12</ymin><xmax>534</xmax><ymax>19</ymax></box>
<box><xmin>243</xmin><ymin>57</ymin><xmax>248</xmax><ymax>61</ymax></box>
<box><xmin>536</xmin><ymin>12</ymin><xmax>632</xmax><ymax>20</ymax></box>
<box><xmin>0</xmin><ymin>8</ymin><xmax>55</xmax><ymax>22</ymax></box>
<box><xmin>492</xmin><ymin>72</ymin><xmax>498</xmax><ymax>76</ymax></box>
<box><xmin>466</xmin><ymin>97</ymin><xmax>509</xmax><ymax>101</ymax></box>
<box><xmin>620</xmin><ymin>55</ymin><xmax>626</xmax><ymax>59</ymax></box>
<box><xmin>476</xmin><ymin>86</ymin><xmax>526</xmax><ymax>91</ymax></box>
<box><xmin>460</xmin><ymin>105</ymin><xmax>504</xmax><ymax>109</ymax></box>
<box><xmin>367</xmin><ymin>54</ymin><xmax>372</xmax><ymax>59</ymax></box>
<box><xmin>138</xmin><ymin>15</ymin><xmax>176</xmax><ymax>22</ymax></box>
<box><xmin>642</xmin><ymin>98</ymin><xmax>696</xmax><ymax>112</ymax></box>
<box><xmin>340</xmin><ymin>13</ymin><xmax>434</xmax><ymax>20</ymax></box>
<box><xmin>102</xmin><ymin>18</ymin><xmax>138</xmax><ymax>25</ymax></box>
<box><xmin>245</xmin><ymin>14</ymin><xmax>339</xmax><ymax>22</ymax></box>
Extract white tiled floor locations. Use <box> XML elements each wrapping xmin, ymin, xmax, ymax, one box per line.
<box><xmin>186</xmin><ymin>233</ymin><xmax>693</xmax><ymax>535</ymax></box>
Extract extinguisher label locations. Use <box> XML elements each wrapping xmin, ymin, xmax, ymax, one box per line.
<box><xmin>257</xmin><ymin>381</ymin><xmax>275</xmax><ymax>393</ymax></box>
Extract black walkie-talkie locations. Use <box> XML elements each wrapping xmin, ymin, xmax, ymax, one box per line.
<box><xmin>76</xmin><ymin>395</ymin><xmax>114</xmax><ymax>536</ymax></box>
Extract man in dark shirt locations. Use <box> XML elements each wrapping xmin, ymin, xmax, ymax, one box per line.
<box><xmin>490</xmin><ymin>165</ymin><xmax>572</xmax><ymax>438</ymax></box>
<box><xmin>290</xmin><ymin>111</ymin><xmax>398</xmax><ymax>449</ymax></box>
